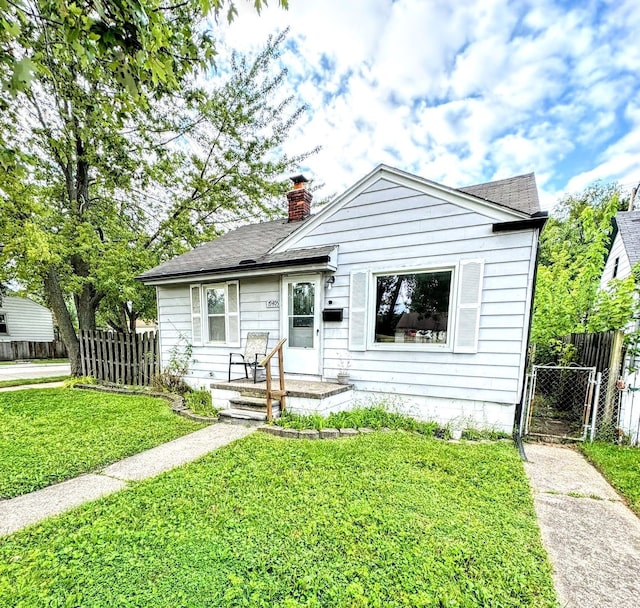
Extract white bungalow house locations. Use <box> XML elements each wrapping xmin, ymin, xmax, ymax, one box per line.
<box><xmin>138</xmin><ymin>165</ymin><xmax>547</xmax><ymax>432</ymax></box>
<box><xmin>600</xmin><ymin>210</ymin><xmax>640</xmax><ymax>444</ymax></box>
<box><xmin>0</xmin><ymin>293</ymin><xmax>55</xmax><ymax>343</ymax></box>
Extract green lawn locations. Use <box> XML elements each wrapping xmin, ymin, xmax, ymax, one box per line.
<box><xmin>0</xmin><ymin>358</ymin><xmax>69</xmax><ymax>365</ymax></box>
<box><xmin>0</xmin><ymin>433</ymin><xmax>558</xmax><ymax>607</ymax></box>
<box><xmin>580</xmin><ymin>442</ymin><xmax>640</xmax><ymax>515</ymax></box>
<box><xmin>0</xmin><ymin>375</ymin><xmax>69</xmax><ymax>389</ymax></box>
<box><xmin>0</xmin><ymin>388</ymin><xmax>205</xmax><ymax>498</ymax></box>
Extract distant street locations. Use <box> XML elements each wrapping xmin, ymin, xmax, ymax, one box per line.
<box><xmin>0</xmin><ymin>362</ymin><xmax>71</xmax><ymax>381</ymax></box>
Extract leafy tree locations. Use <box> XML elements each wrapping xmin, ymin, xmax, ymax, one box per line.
<box><xmin>531</xmin><ymin>183</ymin><xmax>628</xmax><ymax>362</ymax></box>
<box><xmin>0</xmin><ymin>1</ymin><xmax>309</xmax><ymax>375</ymax></box>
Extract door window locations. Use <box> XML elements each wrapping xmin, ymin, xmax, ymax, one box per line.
<box><xmin>288</xmin><ymin>282</ymin><xmax>315</xmax><ymax>348</ymax></box>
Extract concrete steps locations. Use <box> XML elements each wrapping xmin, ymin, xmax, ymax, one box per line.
<box><xmin>218</xmin><ymin>395</ymin><xmax>281</xmax><ymax>426</ymax></box>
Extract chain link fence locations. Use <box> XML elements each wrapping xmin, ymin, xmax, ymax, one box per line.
<box><xmin>525</xmin><ymin>364</ymin><xmax>596</xmax><ymax>441</ymax></box>
<box><xmin>605</xmin><ymin>369</ymin><xmax>640</xmax><ymax>446</ymax></box>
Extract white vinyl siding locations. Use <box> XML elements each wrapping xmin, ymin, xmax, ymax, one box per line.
<box><xmin>289</xmin><ymin>178</ymin><xmax>536</xmax><ymax>407</ymax></box>
<box><xmin>0</xmin><ymin>297</ymin><xmax>55</xmax><ymax>343</ymax></box>
<box><xmin>157</xmin><ymin>278</ymin><xmax>280</xmax><ymax>384</ymax></box>
<box><xmin>600</xmin><ymin>233</ymin><xmax>632</xmax><ymax>289</ymax></box>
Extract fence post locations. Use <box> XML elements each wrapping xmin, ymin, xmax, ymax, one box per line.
<box><xmin>604</xmin><ymin>331</ymin><xmax>624</xmax><ymax>423</ymax></box>
<box><xmin>590</xmin><ymin>372</ymin><xmax>602</xmax><ymax>441</ymax></box>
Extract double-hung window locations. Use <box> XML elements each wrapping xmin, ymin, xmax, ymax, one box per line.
<box><xmin>190</xmin><ymin>282</ymin><xmax>239</xmax><ymax>346</ymax></box>
<box><xmin>0</xmin><ymin>313</ymin><xmax>7</xmax><ymax>335</ymax></box>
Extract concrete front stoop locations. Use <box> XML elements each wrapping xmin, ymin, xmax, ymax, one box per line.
<box><xmin>219</xmin><ymin>394</ymin><xmax>281</xmax><ymax>426</ymax></box>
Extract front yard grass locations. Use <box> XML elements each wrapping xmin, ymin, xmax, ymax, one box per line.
<box><xmin>580</xmin><ymin>442</ymin><xmax>640</xmax><ymax>515</ymax></box>
<box><xmin>0</xmin><ymin>432</ymin><xmax>558</xmax><ymax>607</ymax></box>
<box><xmin>0</xmin><ymin>388</ymin><xmax>205</xmax><ymax>498</ymax></box>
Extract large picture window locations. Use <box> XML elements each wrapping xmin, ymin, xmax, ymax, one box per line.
<box><xmin>374</xmin><ymin>270</ymin><xmax>452</xmax><ymax>345</ymax></box>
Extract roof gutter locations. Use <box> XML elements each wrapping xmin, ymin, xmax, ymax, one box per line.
<box><xmin>492</xmin><ymin>212</ymin><xmax>548</xmax><ymax>233</ymax></box>
<box><xmin>137</xmin><ymin>253</ymin><xmax>334</xmax><ymax>285</ymax></box>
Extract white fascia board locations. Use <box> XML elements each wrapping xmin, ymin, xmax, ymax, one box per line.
<box><xmin>142</xmin><ymin>250</ymin><xmax>338</xmax><ymax>287</ymax></box>
<box><xmin>271</xmin><ymin>164</ymin><xmax>530</xmax><ymax>254</ymax></box>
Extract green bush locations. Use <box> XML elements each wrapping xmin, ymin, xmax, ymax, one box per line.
<box><xmin>184</xmin><ymin>388</ymin><xmax>216</xmax><ymax>417</ymax></box>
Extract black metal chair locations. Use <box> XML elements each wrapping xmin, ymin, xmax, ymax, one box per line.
<box><xmin>228</xmin><ymin>332</ymin><xmax>269</xmax><ymax>383</ymax></box>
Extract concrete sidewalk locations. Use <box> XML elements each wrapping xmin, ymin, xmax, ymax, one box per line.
<box><xmin>523</xmin><ymin>443</ymin><xmax>640</xmax><ymax>608</ymax></box>
<box><xmin>0</xmin><ymin>423</ymin><xmax>254</xmax><ymax>537</ymax></box>
<box><xmin>0</xmin><ymin>381</ymin><xmax>65</xmax><ymax>392</ymax></box>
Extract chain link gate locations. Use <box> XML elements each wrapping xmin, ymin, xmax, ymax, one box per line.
<box><xmin>521</xmin><ymin>364</ymin><xmax>601</xmax><ymax>441</ymax></box>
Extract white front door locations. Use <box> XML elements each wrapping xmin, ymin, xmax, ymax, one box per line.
<box><xmin>282</xmin><ymin>275</ymin><xmax>321</xmax><ymax>376</ymax></box>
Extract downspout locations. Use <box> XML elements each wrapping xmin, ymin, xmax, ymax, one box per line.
<box><xmin>513</xmin><ymin>233</ymin><xmax>542</xmax><ymax>460</ymax></box>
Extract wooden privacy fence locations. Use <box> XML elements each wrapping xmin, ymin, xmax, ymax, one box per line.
<box><xmin>562</xmin><ymin>330</ymin><xmax>624</xmax><ymax>373</ymax></box>
<box><xmin>561</xmin><ymin>330</ymin><xmax>625</xmax><ymax>426</ymax></box>
<box><xmin>80</xmin><ymin>330</ymin><xmax>159</xmax><ymax>386</ymax></box>
<box><xmin>0</xmin><ymin>340</ymin><xmax>68</xmax><ymax>361</ymax></box>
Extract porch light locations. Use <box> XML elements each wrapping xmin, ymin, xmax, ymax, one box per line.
<box><xmin>325</xmin><ymin>276</ymin><xmax>336</xmax><ymax>290</ymax></box>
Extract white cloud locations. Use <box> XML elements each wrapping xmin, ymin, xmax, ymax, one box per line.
<box><xmin>213</xmin><ymin>0</ymin><xmax>640</xmax><ymax>210</ymax></box>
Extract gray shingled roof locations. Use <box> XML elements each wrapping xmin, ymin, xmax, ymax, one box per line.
<box><xmin>458</xmin><ymin>173</ymin><xmax>540</xmax><ymax>216</ymax></box>
<box><xmin>139</xmin><ymin>171</ymin><xmax>540</xmax><ymax>282</ymax></box>
<box><xmin>615</xmin><ymin>210</ymin><xmax>640</xmax><ymax>267</ymax></box>
<box><xmin>138</xmin><ymin>218</ymin><xmax>319</xmax><ymax>281</ymax></box>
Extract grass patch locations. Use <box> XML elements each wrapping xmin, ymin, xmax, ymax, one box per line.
<box><xmin>0</xmin><ymin>375</ymin><xmax>69</xmax><ymax>389</ymax></box>
<box><xmin>276</xmin><ymin>405</ymin><xmax>443</xmax><ymax>436</ymax></box>
<box><xmin>0</xmin><ymin>388</ymin><xmax>205</xmax><ymax>498</ymax></box>
<box><xmin>0</xmin><ymin>433</ymin><xmax>557</xmax><ymax>607</ymax></box>
<box><xmin>580</xmin><ymin>442</ymin><xmax>640</xmax><ymax>515</ymax></box>
<box><xmin>184</xmin><ymin>387</ymin><xmax>218</xmax><ymax>417</ymax></box>
<box><xmin>461</xmin><ymin>428</ymin><xmax>511</xmax><ymax>441</ymax></box>
<box><xmin>0</xmin><ymin>358</ymin><xmax>68</xmax><ymax>366</ymax></box>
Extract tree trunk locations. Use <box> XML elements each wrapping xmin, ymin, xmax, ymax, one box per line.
<box><xmin>43</xmin><ymin>268</ymin><xmax>82</xmax><ymax>376</ymax></box>
<box><xmin>75</xmin><ymin>285</ymin><xmax>98</xmax><ymax>331</ymax></box>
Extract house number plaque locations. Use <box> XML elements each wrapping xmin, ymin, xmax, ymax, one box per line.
<box><xmin>266</xmin><ymin>300</ymin><xmax>280</xmax><ymax>309</ymax></box>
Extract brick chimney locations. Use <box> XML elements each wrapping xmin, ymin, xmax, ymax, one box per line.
<box><xmin>287</xmin><ymin>174</ymin><xmax>312</xmax><ymax>222</ymax></box>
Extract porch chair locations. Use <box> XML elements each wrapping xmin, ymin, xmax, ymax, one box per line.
<box><xmin>228</xmin><ymin>332</ymin><xmax>270</xmax><ymax>383</ymax></box>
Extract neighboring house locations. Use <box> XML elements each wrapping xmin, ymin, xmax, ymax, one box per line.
<box><xmin>600</xmin><ymin>210</ymin><xmax>640</xmax><ymax>444</ymax></box>
<box><xmin>600</xmin><ymin>209</ymin><xmax>640</xmax><ymax>288</ymax></box>
<box><xmin>0</xmin><ymin>294</ymin><xmax>55</xmax><ymax>343</ymax></box>
<box><xmin>139</xmin><ymin>165</ymin><xmax>547</xmax><ymax>431</ymax></box>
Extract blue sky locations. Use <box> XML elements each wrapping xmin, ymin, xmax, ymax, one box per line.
<box><xmin>219</xmin><ymin>0</ymin><xmax>640</xmax><ymax>209</ymax></box>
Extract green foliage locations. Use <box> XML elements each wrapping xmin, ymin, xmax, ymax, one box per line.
<box><xmin>152</xmin><ymin>336</ymin><xmax>193</xmax><ymax>395</ymax></box>
<box><xmin>0</xmin><ymin>1</ymin><xmax>286</xmax><ymax>97</ymax></box>
<box><xmin>62</xmin><ymin>375</ymin><xmax>96</xmax><ymax>387</ymax></box>
<box><xmin>532</xmin><ymin>183</ymin><xmax>625</xmax><ymax>362</ymax></box>
<box><xmin>184</xmin><ymin>388</ymin><xmax>216</xmax><ymax>416</ymax></box>
<box><xmin>0</xmin><ymin>433</ymin><xmax>558</xmax><ymax>607</ymax></box>
<box><xmin>276</xmin><ymin>405</ymin><xmax>442</xmax><ymax>436</ymax></box>
<box><xmin>580</xmin><ymin>442</ymin><xmax>640</xmax><ymax>516</ymax></box>
<box><xmin>0</xmin><ymin>388</ymin><xmax>204</xmax><ymax>498</ymax></box>
<box><xmin>0</xmin><ymin>3</ymin><xmax>311</xmax><ymax>374</ymax></box>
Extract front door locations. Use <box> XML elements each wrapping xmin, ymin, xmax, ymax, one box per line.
<box><xmin>282</xmin><ymin>275</ymin><xmax>321</xmax><ymax>376</ymax></box>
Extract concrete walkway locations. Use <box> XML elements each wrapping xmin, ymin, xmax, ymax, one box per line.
<box><xmin>0</xmin><ymin>381</ymin><xmax>65</xmax><ymax>392</ymax></box>
<box><xmin>523</xmin><ymin>443</ymin><xmax>640</xmax><ymax>608</ymax></box>
<box><xmin>0</xmin><ymin>423</ymin><xmax>254</xmax><ymax>537</ymax></box>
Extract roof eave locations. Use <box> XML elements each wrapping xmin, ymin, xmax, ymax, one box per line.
<box><xmin>137</xmin><ymin>253</ymin><xmax>337</xmax><ymax>285</ymax></box>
